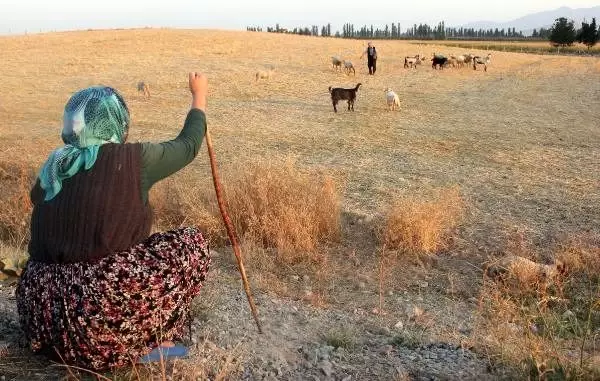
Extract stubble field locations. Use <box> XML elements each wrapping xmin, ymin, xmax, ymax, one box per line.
<box><xmin>0</xmin><ymin>29</ymin><xmax>599</xmax><ymax>380</ymax></box>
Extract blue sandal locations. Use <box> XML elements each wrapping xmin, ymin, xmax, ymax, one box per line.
<box><xmin>138</xmin><ymin>343</ymin><xmax>189</xmax><ymax>363</ymax></box>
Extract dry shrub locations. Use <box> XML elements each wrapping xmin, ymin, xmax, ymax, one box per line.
<box><xmin>147</xmin><ymin>161</ymin><xmax>342</xmax><ymax>302</ymax></box>
<box><xmin>223</xmin><ymin>159</ymin><xmax>341</xmax><ymax>264</ymax></box>
<box><xmin>476</xmin><ymin>234</ymin><xmax>600</xmax><ymax>380</ymax></box>
<box><xmin>380</xmin><ymin>186</ymin><xmax>464</xmax><ymax>257</ymax></box>
<box><xmin>0</xmin><ymin>160</ymin><xmax>36</xmax><ymax>247</ymax></box>
<box><xmin>555</xmin><ymin>235</ymin><xmax>600</xmax><ymax>276</ymax></box>
<box><xmin>150</xmin><ymin>173</ymin><xmax>225</xmax><ymax>246</ymax></box>
<box><xmin>149</xmin><ymin>160</ymin><xmax>341</xmax><ymax>264</ymax></box>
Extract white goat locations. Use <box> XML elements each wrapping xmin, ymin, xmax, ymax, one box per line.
<box><xmin>473</xmin><ymin>53</ymin><xmax>492</xmax><ymax>72</ymax></box>
<box><xmin>404</xmin><ymin>55</ymin><xmax>423</xmax><ymax>69</ymax></box>
<box><xmin>384</xmin><ymin>88</ymin><xmax>400</xmax><ymax>111</ymax></box>
<box><xmin>343</xmin><ymin>60</ymin><xmax>356</xmax><ymax>75</ymax></box>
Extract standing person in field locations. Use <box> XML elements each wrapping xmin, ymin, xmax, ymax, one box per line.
<box><xmin>16</xmin><ymin>72</ymin><xmax>211</xmax><ymax>370</ymax></box>
<box><xmin>361</xmin><ymin>41</ymin><xmax>378</xmax><ymax>75</ymax></box>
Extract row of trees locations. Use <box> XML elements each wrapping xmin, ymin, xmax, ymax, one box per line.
<box><xmin>549</xmin><ymin>17</ymin><xmax>599</xmax><ymax>48</ymax></box>
<box><xmin>247</xmin><ymin>17</ymin><xmax>600</xmax><ymax>48</ymax></box>
<box><xmin>250</xmin><ymin>22</ymin><xmax>530</xmax><ymax>40</ymax></box>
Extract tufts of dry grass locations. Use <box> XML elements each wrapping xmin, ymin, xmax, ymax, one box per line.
<box><xmin>222</xmin><ymin>159</ymin><xmax>342</xmax><ymax>264</ymax></box>
<box><xmin>379</xmin><ymin>186</ymin><xmax>464</xmax><ymax>258</ymax></box>
<box><xmin>150</xmin><ymin>159</ymin><xmax>341</xmax><ymax>265</ymax></box>
<box><xmin>150</xmin><ymin>171</ymin><xmax>225</xmax><ymax>245</ymax></box>
<box><xmin>0</xmin><ymin>243</ymin><xmax>29</xmax><ymax>277</ymax></box>
<box><xmin>0</xmin><ymin>160</ymin><xmax>36</xmax><ymax>247</ymax></box>
<box><xmin>475</xmin><ymin>234</ymin><xmax>600</xmax><ymax>380</ymax></box>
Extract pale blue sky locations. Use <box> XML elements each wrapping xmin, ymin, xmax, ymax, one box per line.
<box><xmin>1</xmin><ymin>0</ymin><xmax>599</xmax><ymax>34</ymax></box>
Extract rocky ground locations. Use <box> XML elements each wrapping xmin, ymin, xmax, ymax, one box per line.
<box><xmin>0</xmin><ymin>248</ymin><xmax>516</xmax><ymax>381</ymax></box>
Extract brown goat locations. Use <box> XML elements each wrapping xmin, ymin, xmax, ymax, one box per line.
<box><xmin>137</xmin><ymin>81</ymin><xmax>150</xmax><ymax>98</ymax></box>
<box><xmin>328</xmin><ymin>83</ymin><xmax>361</xmax><ymax>113</ymax></box>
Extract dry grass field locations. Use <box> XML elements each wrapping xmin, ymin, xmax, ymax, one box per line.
<box><xmin>0</xmin><ymin>29</ymin><xmax>599</xmax><ymax>380</ymax></box>
<box><xmin>422</xmin><ymin>40</ymin><xmax>600</xmax><ymax>55</ymax></box>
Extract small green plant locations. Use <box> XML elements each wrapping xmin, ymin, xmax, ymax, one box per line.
<box><xmin>390</xmin><ymin>329</ymin><xmax>423</xmax><ymax>350</ymax></box>
<box><xmin>323</xmin><ymin>327</ymin><xmax>356</xmax><ymax>350</ymax></box>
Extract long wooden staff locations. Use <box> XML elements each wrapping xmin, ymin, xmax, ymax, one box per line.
<box><xmin>205</xmin><ymin>129</ymin><xmax>263</xmax><ymax>334</ymax></box>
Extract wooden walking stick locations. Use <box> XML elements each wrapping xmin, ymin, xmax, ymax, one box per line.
<box><xmin>205</xmin><ymin>129</ymin><xmax>263</xmax><ymax>334</ymax></box>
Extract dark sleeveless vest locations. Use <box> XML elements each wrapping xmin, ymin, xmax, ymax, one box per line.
<box><xmin>28</xmin><ymin>143</ymin><xmax>153</xmax><ymax>264</ymax></box>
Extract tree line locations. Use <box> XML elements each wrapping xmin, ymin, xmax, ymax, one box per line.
<box><xmin>550</xmin><ymin>17</ymin><xmax>599</xmax><ymax>49</ymax></box>
<box><xmin>248</xmin><ymin>22</ymin><xmax>526</xmax><ymax>40</ymax></box>
<box><xmin>247</xmin><ymin>16</ymin><xmax>600</xmax><ymax>48</ymax></box>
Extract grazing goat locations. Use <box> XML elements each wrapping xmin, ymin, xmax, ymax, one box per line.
<box><xmin>332</xmin><ymin>56</ymin><xmax>343</xmax><ymax>71</ymax></box>
<box><xmin>255</xmin><ymin>68</ymin><xmax>275</xmax><ymax>81</ymax></box>
<box><xmin>454</xmin><ymin>55</ymin><xmax>466</xmax><ymax>68</ymax></box>
<box><xmin>473</xmin><ymin>54</ymin><xmax>492</xmax><ymax>71</ymax></box>
<box><xmin>328</xmin><ymin>83</ymin><xmax>361</xmax><ymax>113</ymax></box>
<box><xmin>431</xmin><ymin>55</ymin><xmax>448</xmax><ymax>70</ymax></box>
<box><xmin>404</xmin><ymin>55</ymin><xmax>422</xmax><ymax>69</ymax></box>
<box><xmin>384</xmin><ymin>88</ymin><xmax>400</xmax><ymax>111</ymax></box>
<box><xmin>447</xmin><ymin>56</ymin><xmax>459</xmax><ymax>68</ymax></box>
<box><xmin>137</xmin><ymin>81</ymin><xmax>150</xmax><ymax>98</ymax></box>
<box><xmin>463</xmin><ymin>54</ymin><xmax>475</xmax><ymax>65</ymax></box>
<box><xmin>343</xmin><ymin>60</ymin><xmax>356</xmax><ymax>75</ymax></box>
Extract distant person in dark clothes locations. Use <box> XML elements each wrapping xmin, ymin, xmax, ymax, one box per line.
<box><xmin>361</xmin><ymin>42</ymin><xmax>378</xmax><ymax>75</ymax></box>
<box><xmin>16</xmin><ymin>72</ymin><xmax>211</xmax><ymax>370</ymax></box>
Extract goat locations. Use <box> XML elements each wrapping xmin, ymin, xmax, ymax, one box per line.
<box><xmin>328</xmin><ymin>83</ymin><xmax>361</xmax><ymax>113</ymax></box>
<box><xmin>473</xmin><ymin>53</ymin><xmax>492</xmax><ymax>71</ymax></box>
<box><xmin>404</xmin><ymin>55</ymin><xmax>421</xmax><ymax>69</ymax></box>
<box><xmin>463</xmin><ymin>54</ymin><xmax>474</xmax><ymax>65</ymax></box>
<box><xmin>447</xmin><ymin>56</ymin><xmax>458</xmax><ymax>68</ymax></box>
<box><xmin>137</xmin><ymin>81</ymin><xmax>150</xmax><ymax>98</ymax></box>
<box><xmin>332</xmin><ymin>56</ymin><xmax>343</xmax><ymax>71</ymax></box>
<box><xmin>384</xmin><ymin>88</ymin><xmax>400</xmax><ymax>111</ymax></box>
<box><xmin>255</xmin><ymin>67</ymin><xmax>275</xmax><ymax>81</ymax></box>
<box><xmin>486</xmin><ymin>255</ymin><xmax>566</xmax><ymax>288</ymax></box>
<box><xmin>343</xmin><ymin>60</ymin><xmax>356</xmax><ymax>75</ymax></box>
<box><xmin>455</xmin><ymin>55</ymin><xmax>466</xmax><ymax>68</ymax></box>
<box><xmin>431</xmin><ymin>55</ymin><xmax>448</xmax><ymax>70</ymax></box>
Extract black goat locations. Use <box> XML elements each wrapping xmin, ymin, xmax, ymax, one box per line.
<box><xmin>328</xmin><ymin>83</ymin><xmax>361</xmax><ymax>112</ymax></box>
<box><xmin>431</xmin><ymin>56</ymin><xmax>448</xmax><ymax>70</ymax></box>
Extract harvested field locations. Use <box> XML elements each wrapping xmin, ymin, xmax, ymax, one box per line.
<box><xmin>0</xmin><ymin>29</ymin><xmax>599</xmax><ymax>380</ymax></box>
<box><xmin>418</xmin><ymin>40</ymin><xmax>600</xmax><ymax>55</ymax></box>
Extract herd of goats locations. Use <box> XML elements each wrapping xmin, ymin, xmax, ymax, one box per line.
<box><xmin>331</xmin><ymin>52</ymin><xmax>493</xmax><ymax>74</ymax></box>
<box><xmin>326</xmin><ymin>52</ymin><xmax>492</xmax><ymax>113</ymax></box>
<box><xmin>137</xmin><ymin>51</ymin><xmax>492</xmax><ymax>114</ymax></box>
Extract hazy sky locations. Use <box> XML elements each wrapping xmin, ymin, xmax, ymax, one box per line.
<box><xmin>2</xmin><ymin>0</ymin><xmax>599</xmax><ymax>34</ymax></box>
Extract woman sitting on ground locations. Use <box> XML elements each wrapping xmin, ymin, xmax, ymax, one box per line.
<box><xmin>16</xmin><ymin>72</ymin><xmax>211</xmax><ymax>370</ymax></box>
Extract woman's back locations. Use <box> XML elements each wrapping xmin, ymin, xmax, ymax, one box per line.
<box><xmin>29</xmin><ymin>143</ymin><xmax>152</xmax><ymax>264</ymax></box>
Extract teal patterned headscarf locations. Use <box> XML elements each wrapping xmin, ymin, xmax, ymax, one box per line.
<box><xmin>39</xmin><ymin>86</ymin><xmax>130</xmax><ymax>201</ymax></box>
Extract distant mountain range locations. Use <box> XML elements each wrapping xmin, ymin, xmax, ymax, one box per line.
<box><xmin>458</xmin><ymin>6</ymin><xmax>600</xmax><ymax>35</ymax></box>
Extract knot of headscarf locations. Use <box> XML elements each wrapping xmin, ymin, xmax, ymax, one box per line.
<box><xmin>39</xmin><ymin>86</ymin><xmax>130</xmax><ymax>201</ymax></box>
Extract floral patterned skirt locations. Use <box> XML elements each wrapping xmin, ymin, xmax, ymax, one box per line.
<box><xmin>16</xmin><ymin>227</ymin><xmax>211</xmax><ymax>370</ymax></box>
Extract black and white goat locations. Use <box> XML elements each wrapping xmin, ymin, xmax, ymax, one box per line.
<box><xmin>473</xmin><ymin>53</ymin><xmax>492</xmax><ymax>71</ymax></box>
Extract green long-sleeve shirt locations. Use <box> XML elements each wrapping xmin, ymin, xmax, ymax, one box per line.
<box><xmin>140</xmin><ymin>108</ymin><xmax>206</xmax><ymax>203</ymax></box>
